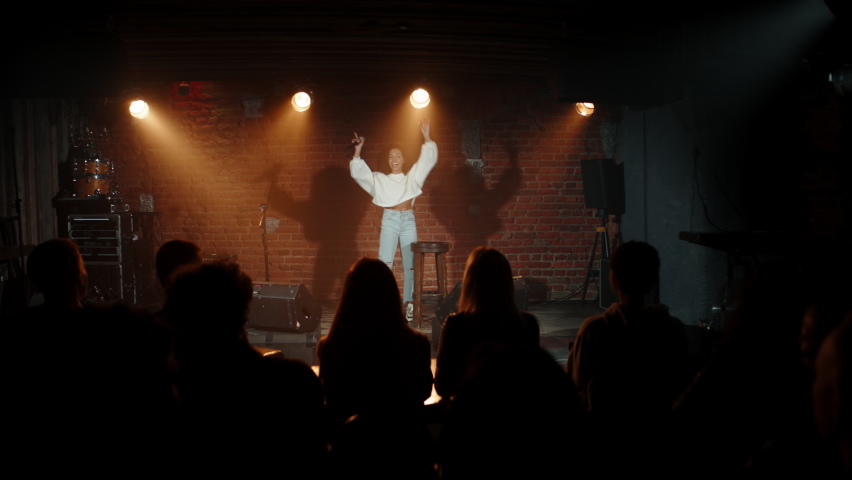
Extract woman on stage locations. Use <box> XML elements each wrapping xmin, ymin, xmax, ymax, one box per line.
<box><xmin>349</xmin><ymin>119</ymin><xmax>437</xmax><ymax>320</ymax></box>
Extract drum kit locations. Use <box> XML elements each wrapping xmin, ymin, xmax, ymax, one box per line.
<box><xmin>71</xmin><ymin>157</ymin><xmax>123</xmax><ymax>205</ymax></box>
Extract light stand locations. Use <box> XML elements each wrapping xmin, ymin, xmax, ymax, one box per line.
<box><xmin>580</xmin><ymin>208</ymin><xmax>610</xmax><ymax>305</ymax></box>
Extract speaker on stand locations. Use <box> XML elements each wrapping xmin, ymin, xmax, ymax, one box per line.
<box><xmin>579</xmin><ymin>159</ymin><xmax>625</xmax><ymax>306</ymax></box>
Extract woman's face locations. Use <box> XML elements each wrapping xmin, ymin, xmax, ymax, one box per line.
<box><xmin>388</xmin><ymin>148</ymin><xmax>405</xmax><ymax>174</ymax></box>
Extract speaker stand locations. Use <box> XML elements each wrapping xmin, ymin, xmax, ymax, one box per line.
<box><xmin>581</xmin><ymin>209</ymin><xmax>610</xmax><ymax>305</ymax></box>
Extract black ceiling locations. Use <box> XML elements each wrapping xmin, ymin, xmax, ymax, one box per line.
<box><xmin>3</xmin><ymin>0</ymin><xmax>848</xmax><ymax>104</ymax></box>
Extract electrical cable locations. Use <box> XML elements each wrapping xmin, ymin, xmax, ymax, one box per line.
<box><xmin>692</xmin><ymin>147</ymin><xmax>738</xmax><ymax>233</ymax></box>
<box><xmin>685</xmin><ymin>97</ymin><xmax>750</xmax><ymax>232</ymax></box>
<box><xmin>545</xmin><ymin>275</ymin><xmax>596</xmax><ymax>303</ymax></box>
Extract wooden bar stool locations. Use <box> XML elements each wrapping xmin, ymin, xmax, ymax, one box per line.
<box><xmin>411</xmin><ymin>242</ymin><xmax>449</xmax><ymax>329</ymax></box>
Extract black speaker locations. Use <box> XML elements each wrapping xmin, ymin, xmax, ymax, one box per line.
<box><xmin>248</xmin><ymin>283</ymin><xmax>322</xmax><ymax>333</ymax></box>
<box><xmin>432</xmin><ymin>278</ymin><xmax>531</xmax><ymax>348</ymax></box>
<box><xmin>580</xmin><ymin>158</ymin><xmax>625</xmax><ymax>213</ymax></box>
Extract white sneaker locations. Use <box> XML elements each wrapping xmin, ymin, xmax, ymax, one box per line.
<box><xmin>406</xmin><ymin>302</ymin><xmax>414</xmax><ymax>322</ymax></box>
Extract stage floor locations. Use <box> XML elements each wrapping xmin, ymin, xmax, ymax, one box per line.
<box><xmin>244</xmin><ymin>299</ymin><xmax>603</xmax><ymax>370</ymax></box>
<box><xmin>287</xmin><ymin>299</ymin><xmax>604</xmax><ymax>405</ymax></box>
<box><xmin>245</xmin><ymin>299</ymin><xmax>605</xmax><ymax>407</ymax></box>
<box><xmin>312</xmin><ymin>300</ymin><xmax>601</xmax><ymax>365</ymax></box>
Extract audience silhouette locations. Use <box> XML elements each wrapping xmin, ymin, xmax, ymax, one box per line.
<box><xmin>163</xmin><ymin>261</ymin><xmax>327</xmax><ymax>473</ymax></box>
<box><xmin>316</xmin><ymin>257</ymin><xmax>434</xmax><ymax>477</ymax></box>
<box><xmin>435</xmin><ymin>246</ymin><xmax>540</xmax><ymax>398</ymax></box>
<box><xmin>316</xmin><ymin>257</ymin><xmax>433</xmax><ymax>428</ymax></box>
<box><xmin>672</xmin><ymin>263</ymin><xmax>813</xmax><ymax>477</ymax></box>
<box><xmin>6</xmin><ymin>236</ymin><xmax>852</xmax><ymax>478</ymax></box>
<box><xmin>813</xmin><ymin>314</ymin><xmax>852</xmax><ymax>476</ymax></box>
<box><xmin>23</xmin><ymin>238</ymin><xmax>88</xmax><ymax>313</ymax></box>
<box><xmin>566</xmin><ymin>240</ymin><xmax>687</xmax><ymax>476</ymax></box>
<box><xmin>438</xmin><ymin>343</ymin><xmax>587</xmax><ymax>479</ymax></box>
<box><xmin>155</xmin><ymin>238</ymin><xmax>202</xmax><ymax>293</ymax></box>
<box><xmin>6</xmin><ymin>239</ymin><xmax>178</xmax><ymax>474</ymax></box>
<box><xmin>568</xmin><ymin>241</ymin><xmax>687</xmax><ymax>414</ymax></box>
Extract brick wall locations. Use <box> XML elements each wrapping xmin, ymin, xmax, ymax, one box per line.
<box><xmin>102</xmin><ymin>80</ymin><xmax>613</xmax><ymax>302</ymax></box>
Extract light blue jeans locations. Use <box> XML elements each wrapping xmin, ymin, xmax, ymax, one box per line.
<box><xmin>380</xmin><ymin>209</ymin><xmax>416</xmax><ymax>303</ymax></box>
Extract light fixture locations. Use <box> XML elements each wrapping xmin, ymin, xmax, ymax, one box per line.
<box><xmin>129</xmin><ymin>100</ymin><xmax>150</xmax><ymax>119</ymax></box>
<box><xmin>830</xmin><ymin>66</ymin><xmax>852</xmax><ymax>96</ymax></box>
<box><xmin>575</xmin><ymin>102</ymin><xmax>595</xmax><ymax>117</ymax></box>
<box><xmin>291</xmin><ymin>91</ymin><xmax>313</xmax><ymax>112</ymax></box>
<box><xmin>410</xmin><ymin>88</ymin><xmax>430</xmax><ymax>109</ymax></box>
<box><xmin>178</xmin><ymin>82</ymin><xmax>191</xmax><ymax>96</ymax></box>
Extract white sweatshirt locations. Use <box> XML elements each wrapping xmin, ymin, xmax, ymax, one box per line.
<box><xmin>349</xmin><ymin>141</ymin><xmax>438</xmax><ymax>208</ymax></box>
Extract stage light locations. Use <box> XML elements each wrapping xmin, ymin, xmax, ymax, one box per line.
<box><xmin>291</xmin><ymin>91</ymin><xmax>313</xmax><ymax>112</ymax></box>
<box><xmin>830</xmin><ymin>66</ymin><xmax>852</xmax><ymax>96</ymax></box>
<box><xmin>129</xmin><ymin>100</ymin><xmax>150</xmax><ymax>119</ymax></box>
<box><xmin>575</xmin><ymin>102</ymin><xmax>595</xmax><ymax>117</ymax></box>
<box><xmin>410</xmin><ymin>88</ymin><xmax>430</xmax><ymax>109</ymax></box>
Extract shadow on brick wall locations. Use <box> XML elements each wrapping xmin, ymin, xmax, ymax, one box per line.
<box><xmin>267</xmin><ymin>166</ymin><xmax>369</xmax><ymax>301</ymax></box>
<box><xmin>432</xmin><ymin>142</ymin><xmax>521</xmax><ymax>260</ymax></box>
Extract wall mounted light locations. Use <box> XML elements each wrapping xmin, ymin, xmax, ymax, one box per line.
<box><xmin>410</xmin><ymin>88</ymin><xmax>430</xmax><ymax>109</ymax></box>
<box><xmin>129</xmin><ymin>100</ymin><xmax>150</xmax><ymax>119</ymax></box>
<box><xmin>830</xmin><ymin>66</ymin><xmax>852</xmax><ymax>96</ymax></box>
<box><xmin>291</xmin><ymin>91</ymin><xmax>313</xmax><ymax>112</ymax></box>
<box><xmin>575</xmin><ymin>102</ymin><xmax>595</xmax><ymax>117</ymax></box>
<box><xmin>178</xmin><ymin>82</ymin><xmax>191</xmax><ymax>96</ymax></box>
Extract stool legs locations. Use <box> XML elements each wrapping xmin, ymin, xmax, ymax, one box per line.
<box><xmin>436</xmin><ymin>251</ymin><xmax>447</xmax><ymax>299</ymax></box>
<box><xmin>414</xmin><ymin>252</ymin><xmax>425</xmax><ymax>329</ymax></box>
<box><xmin>411</xmin><ymin>244</ymin><xmax>450</xmax><ymax>330</ymax></box>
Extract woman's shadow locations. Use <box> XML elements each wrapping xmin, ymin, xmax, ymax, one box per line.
<box><xmin>265</xmin><ymin>166</ymin><xmax>369</xmax><ymax>302</ymax></box>
<box><xmin>432</xmin><ymin>142</ymin><xmax>522</xmax><ymax>258</ymax></box>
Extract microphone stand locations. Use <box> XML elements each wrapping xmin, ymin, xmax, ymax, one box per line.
<box><xmin>258</xmin><ymin>167</ymin><xmax>282</xmax><ymax>283</ymax></box>
<box><xmin>258</xmin><ymin>203</ymin><xmax>270</xmax><ymax>282</ymax></box>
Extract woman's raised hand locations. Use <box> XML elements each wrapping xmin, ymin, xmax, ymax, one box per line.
<box><xmin>352</xmin><ymin>132</ymin><xmax>364</xmax><ymax>155</ymax></box>
<box><xmin>419</xmin><ymin>118</ymin><xmax>431</xmax><ymax>142</ymax></box>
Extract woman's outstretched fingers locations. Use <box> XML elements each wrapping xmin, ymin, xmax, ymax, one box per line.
<box><xmin>420</xmin><ymin>118</ymin><xmax>431</xmax><ymax>141</ymax></box>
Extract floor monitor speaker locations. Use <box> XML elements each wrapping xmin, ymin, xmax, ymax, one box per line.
<box><xmin>249</xmin><ymin>283</ymin><xmax>321</xmax><ymax>333</ymax></box>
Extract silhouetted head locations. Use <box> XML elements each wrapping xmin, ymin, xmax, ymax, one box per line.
<box><xmin>609</xmin><ymin>241</ymin><xmax>660</xmax><ymax>298</ymax></box>
<box><xmin>164</xmin><ymin>261</ymin><xmax>252</xmax><ymax>342</ymax></box>
<box><xmin>443</xmin><ymin>344</ymin><xmax>584</xmax><ymax>479</ymax></box>
<box><xmin>813</xmin><ymin>314</ymin><xmax>852</xmax><ymax>472</ymax></box>
<box><xmin>802</xmin><ymin>299</ymin><xmax>850</xmax><ymax>370</ymax></box>
<box><xmin>26</xmin><ymin>238</ymin><xmax>87</xmax><ymax>307</ymax></box>
<box><xmin>155</xmin><ymin>239</ymin><xmax>202</xmax><ymax>291</ymax></box>
<box><xmin>459</xmin><ymin>246</ymin><xmax>517</xmax><ymax>316</ymax></box>
<box><xmin>330</xmin><ymin>257</ymin><xmax>406</xmax><ymax>337</ymax></box>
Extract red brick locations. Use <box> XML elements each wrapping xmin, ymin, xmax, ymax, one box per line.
<box><xmin>106</xmin><ymin>80</ymin><xmax>610</xmax><ymax>300</ymax></box>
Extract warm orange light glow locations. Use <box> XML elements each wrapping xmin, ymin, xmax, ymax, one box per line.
<box><xmin>576</xmin><ymin>102</ymin><xmax>595</xmax><ymax>117</ymax></box>
<box><xmin>410</xmin><ymin>88</ymin><xmax>430</xmax><ymax>109</ymax></box>
<box><xmin>292</xmin><ymin>91</ymin><xmax>312</xmax><ymax>112</ymax></box>
<box><xmin>129</xmin><ymin>100</ymin><xmax>150</xmax><ymax>119</ymax></box>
